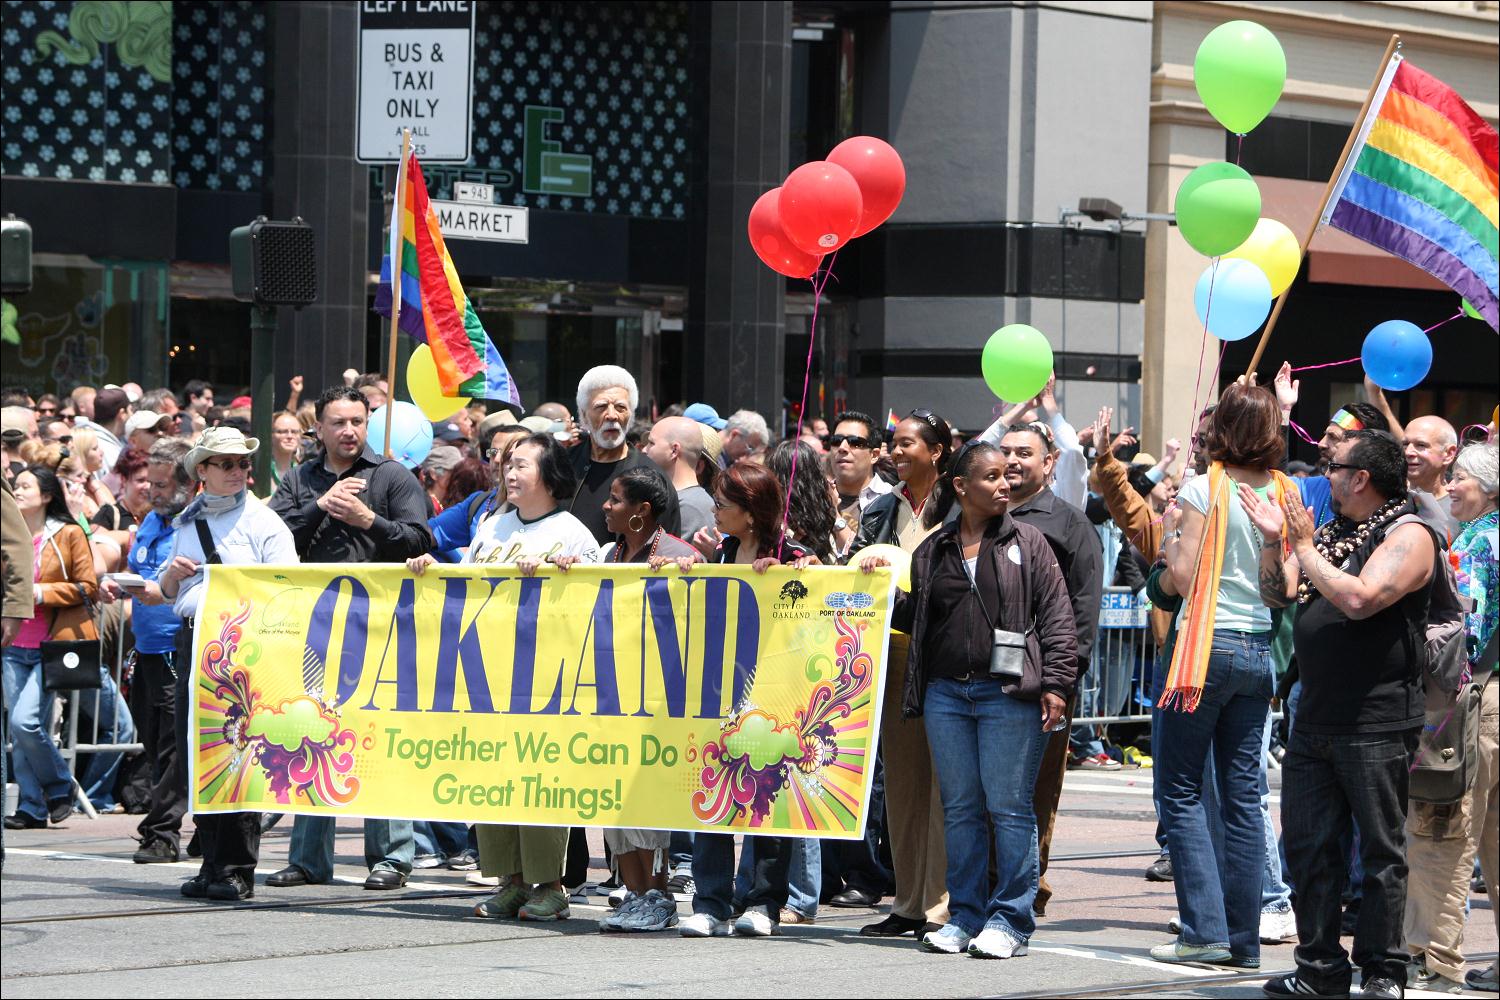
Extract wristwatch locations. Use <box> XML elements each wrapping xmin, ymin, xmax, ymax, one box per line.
<box><xmin>834</xmin><ymin>517</ymin><xmax>849</xmax><ymax>531</ymax></box>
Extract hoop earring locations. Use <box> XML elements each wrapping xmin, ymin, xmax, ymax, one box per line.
<box><xmin>628</xmin><ymin>513</ymin><xmax>646</xmax><ymax>533</ymax></box>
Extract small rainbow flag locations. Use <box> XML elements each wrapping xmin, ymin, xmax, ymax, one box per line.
<box><xmin>1321</xmin><ymin>55</ymin><xmax>1498</xmax><ymax>331</ymax></box>
<box><xmin>374</xmin><ymin>152</ymin><xmax>523</xmax><ymax>407</ymax></box>
<box><xmin>885</xmin><ymin>408</ymin><xmax>900</xmax><ymax>433</ymax></box>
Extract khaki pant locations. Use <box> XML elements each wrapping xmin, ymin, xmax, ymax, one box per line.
<box><xmin>477</xmin><ymin>824</ymin><xmax>568</xmax><ymax>886</ymax></box>
<box><xmin>883</xmin><ymin>634</ymin><xmax>949</xmax><ymax>923</ymax></box>
<box><xmin>1404</xmin><ymin>679</ymin><xmax>1499</xmax><ymax>981</ymax></box>
<box><xmin>1032</xmin><ymin>701</ymin><xmax>1073</xmax><ymax>913</ymax></box>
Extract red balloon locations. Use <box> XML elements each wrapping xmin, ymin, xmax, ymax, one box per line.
<box><xmin>778</xmin><ymin>161</ymin><xmax>864</xmax><ymax>256</ymax></box>
<box><xmin>747</xmin><ymin>188</ymin><xmax>823</xmax><ymax>278</ymax></box>
<box><xmin>828</xmin><ymin>136</ymin><xmax>906</xmax><ymax>237</ymax></box>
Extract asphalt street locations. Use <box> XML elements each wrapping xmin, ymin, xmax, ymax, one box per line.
<box><xmin>2</xmin><ymin>767</ymin><xmax>1493</xmax><ymax>998</ymax></box>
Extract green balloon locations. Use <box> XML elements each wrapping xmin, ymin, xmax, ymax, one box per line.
<box><xmin>981</xmin><ymin>324</ymin><xmax>1053</xmax><ymax>402</ymax></box>
<box><xmin>1194</xmin><ymin>20</ymin><xmax>1286</xmax><ymax>134</ymax></box>
<box><xmin>1462</xmin><ymin>298</ymin><xmax>1482</xmax><ymax>320</ymax></box>
<box><xmin>1175</xmin><ymin>162</ymin><xmax>1262</xmax><ymax>258</ymax></box>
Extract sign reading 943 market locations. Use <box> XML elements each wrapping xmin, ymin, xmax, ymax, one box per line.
<box><xmin>357</xmin><ymin>1</ymin><xmax>476</xmax><ymax>163</ymax></box>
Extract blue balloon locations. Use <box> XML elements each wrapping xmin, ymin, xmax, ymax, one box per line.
<box><xmin>1361</xmin><ymin>320</ymin><xmax>1432</xmax><ymax>392</ymax></box>
<box><xmin>367</xmin><ymin>401</ymin><xmax>434</xmax><ymax>469</ymax></box>
<box><xmin>1193</xmin><ymin>258</ymin><xmax>1272</xmax><ymax>341</ymax></box>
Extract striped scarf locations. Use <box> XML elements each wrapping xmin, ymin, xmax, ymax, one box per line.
<box><xmin>1158</xmin><ymin>462</ymin><xmax>1296</xmax><ymax>712</ymax></box>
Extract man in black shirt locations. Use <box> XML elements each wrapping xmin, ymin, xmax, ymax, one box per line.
<box><xmin>567</xmin><ymin>365</ymin><xmax>656</xmax><ymax>545</ymax></box>
<box><xmin>996</xmin><ymin>422</ymin><xmax>1103</xmax><ymax>917</ymax></box>
<box><xmin>1249</xmin><ymin>431</ymin><xmax>1436</xmax><ymax>1000</ymax></box>
<box><xmin>266</xmin><ymin>386</ymin><xmax>433</xmax><ymax>891</ymax></box>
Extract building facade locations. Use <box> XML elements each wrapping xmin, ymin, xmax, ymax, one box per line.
<box><xmin>2</xmin><ymin>0</ymin><xmax>1494</xmax><ymax>443</ymax></box>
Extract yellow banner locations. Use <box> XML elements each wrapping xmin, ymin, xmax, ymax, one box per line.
<box><xmin>190</xmin><ymin>564</ymin><xmax>892</xmax><ymax>838</ymax></box>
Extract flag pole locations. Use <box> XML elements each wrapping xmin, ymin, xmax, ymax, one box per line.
<box><xmin>384</xmin><ymin>128</ymin><xmax>411</xmax><ymax>459</ymax></box>
<box><xmin>1243</xmin><ymin>32</ymin><xmax>1401</xmax><ymax>378</ymax></box>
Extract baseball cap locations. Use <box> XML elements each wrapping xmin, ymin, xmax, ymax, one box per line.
<box><xmin>125</xmin><ymin>410</ymin><xmax>173</xmax><ymax>435</ymax></box>
<box><xmin>684</xmin><ymin>402</ymin><xmax>727</xmax><ymax>430</ymax></box>
<box><xmin>431</xmin><ymin>420</ymin><xmax>469</xmax><ymax>443</ymax></box>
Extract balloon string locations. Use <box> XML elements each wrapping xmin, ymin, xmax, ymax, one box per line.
<box><xmin>1290</xmin><ymin>356</ymin><xmax>1362</xmax><ymax>372</ymax></box>
<box><xmin>778</xmin><ymin>253</ymin><xmax>838</xmax><ymax>562</ymax></box>
<box><xmin>1288</xmin><ymin>418</ymin><xmax>1321</xmax><ymax>446</ymax></box>
<box><xmin>1424</xmin><ymin>309</ymin><xmax>1464</xmax><ymax>334</ymax></box>
<box><xmin>1235</xmin><ymin>134</ymin><xmax>1245</xmax><ymax>165</ymax></box>
<box><xmin>1180</xmin><ymin>260</ymin><xmax>1222</xmax><ymax>475</ymax></box>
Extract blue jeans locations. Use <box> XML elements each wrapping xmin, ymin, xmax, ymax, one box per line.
<box><xmin>693</xmin><ymin>833</ymin><xmax>788</xmax><ymax>920</ymax></box>
<box><xmin>78</xmin><ymin>667</ymin><xmax>135</xmax><ymax>810</ymax></box>
<box><xmin>412</xmin><ymin>821</ymin><xmax>470</xmax><ymax>860</ymax></box>
<box><xmin>737</xmin><ymin>836</ymin><xmax>820</xmax><ymax>918</ymax></box>
<box><xmin>1200</xmin><ymin>711</ymin><xmax>1292</xmax><ymax>913</ymax></box>
<box><xmin>669</xmin><ymin>830</ymin><xmax>693</xmax><ymax>874</ymax></box>
<box><xmin>2</xmin><ymin>647</ymin><xmax>72</xmax><ymax>819</ymax></box>
<box><xmin>1069</xmin><ymin>666</ymin><xmax>1106</xmax><ymax>759</ymax></box>
<box><xmin>287</xmin><ymin>815</ymin><xmax>415</xmax><ymax>882</ymax></box>
<box><xmin>924</xmin><ymin>676</ymin><xmax>1050</xmax><ymax>940</ymax></box>
<box><xmin>1156</xmin><ymin>631</ymin><xmax>1272</xmax><ymax>959</ymax></box>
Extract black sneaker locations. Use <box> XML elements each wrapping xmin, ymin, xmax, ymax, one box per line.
<box><xmin>1357</xmin><ymin>979</ymin><xmax>1401</xmax><ymax>999</ymax></box>
<box><xmin>186</xmin><ymin>832</ymin><xmax>202</xmax><ymax>858</ymax></box>
<box><xmin>206</xmin><ymin>873</ymin><xmax>255</xmax><ymax>902</ymax></box>
<box><xmin>133</xmin><ymin>839</ymin><xmax>180</xmax><ymax>864</ymax></box>
<box><xmin>47</xmin><ymin>796</ymin><xmax>74</xmax><ymax>825</ymax></box>
<box><xmin>667</xmin><ymin>873</ymin><xmax>696</xmax><ymax>897</ymax></box>
<box><xmin>4</xmin><ymin>812</ymin><xmax>46</xmax><ymax>830</ymax></box>
<box><xmin>1145</xmin><ymin>855</ymin><xmax>1174</xmax><ymax>882</ymax></box>
<box><xmin>180</xmin><ymin>875</ymin><xmax>210</xmax><ymax>899</ymax></box>
<box><xmin>1262</xmin><ymin>973</ymin><xmax>1350</xmax><ymax>998</ymax></box>
<box><xmin>446</xmin><ymin>848</ymin><xmax>479</xmax><ymax>871</ymax></box>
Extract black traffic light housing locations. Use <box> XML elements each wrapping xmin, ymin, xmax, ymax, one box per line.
<box><xmin>1</xmin><ymin>215</ymin><xmax>33</xmax><ymax>295</ymax></box>
<box><xmin>229</xmin><ymin>216</ymin><xmax>317</xmax><ymax>308</ymax></box>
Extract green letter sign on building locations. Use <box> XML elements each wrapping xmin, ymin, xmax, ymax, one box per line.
<box><xmin>523</xmin><ymin>106</ymin><xmax>593</xmax><ymax>197</ymax></box>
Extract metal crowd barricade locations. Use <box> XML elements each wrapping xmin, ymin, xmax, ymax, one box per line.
<box><xmin>57</xmin><ymin>600</ymin><xmax>143</xmax><ymax>818</ymax></box>
<box><xmin>1072</xmin><ymin>586</ymin><xmax>1159</xmax><ymax>727</ymax></box>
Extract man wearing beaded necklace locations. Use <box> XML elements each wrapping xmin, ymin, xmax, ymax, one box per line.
<box><xmin>1245</xmin><ymin>430</ymin><xmax>1437</xmax><ymax>1000</ymax></box>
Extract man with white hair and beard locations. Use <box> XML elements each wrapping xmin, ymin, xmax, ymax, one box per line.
<box><xmin>568</xmin><ymin>365</ymin><xmax>658</xmax><ymax>544</ymax></box>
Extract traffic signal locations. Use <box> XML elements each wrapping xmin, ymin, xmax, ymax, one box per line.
<box><xmin>229</xmin><ymin>217</ymin><xmax>317</xmax><ymax>308</ymax></box>
<box><xmin>1</xmin><ymin>215</ymin><xmax>33</xmax><ymax>295</ymax></box>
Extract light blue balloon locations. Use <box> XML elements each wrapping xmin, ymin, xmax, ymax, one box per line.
<box><xmin>1193</xmin><ymin>258</ymin><xmax>1273</xmax><ymax>341</ymax></box>
<box><xmin>367</xmin><ymin>401</ymin><xmax>434</xmax><ymax>469</ymax></box>
<box><xmin>1361</xmin><ymin>320</ymin><xmax>1432</xmax><ymax>392</ymax></box>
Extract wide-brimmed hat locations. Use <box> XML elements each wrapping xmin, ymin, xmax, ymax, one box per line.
<box><xmin>476</xmin><ymin>409</ymin><xmax>518</xmax><ymax>440</ymax></box>
<box><xmin>125</xmin><ymin>410</ymin><xmax>173</xmax><ymax>436</ymax></box>
<box><xmin>699</xmin><ymin>424</ymin><xmax>724</xmax><ymax>466</ymax></box>
<box><xmin>184</xmin><ymin>426</ymin><xmax>259</xmax><ymax>480</ymax></box>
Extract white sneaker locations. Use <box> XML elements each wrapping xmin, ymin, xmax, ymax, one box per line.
<box><xmin>733</xmin><ymin>910</ymin><xmax>778</xmax><ymax>936</ymax></box>
<box><xmin>608</xmin><ymin>885</ymin><xmax>630</xmax><ymax>909</ymax></box>
<box><xmin>678</xmin><ymin>912</ymin><xmax>731</xmax><ymax>937</ymax></box>
<box><xmin>921</xmin><ymin>923</ymin><xmax>974</xmax><ymax>954</ymax></box>
<box><xmin>1168</xmin><ymin>915</ymin><xmax>1182</xmax><ymax>934</ymax></box>
<box><xmin>969</xmin><ymin>926</ymin><xmax>1028</xmax><ymax>959</ymax></box>
<box><xmin>1260</xmin><ymin>908</ymin><xmax>1297</xmax><ymax>944</ymax></box>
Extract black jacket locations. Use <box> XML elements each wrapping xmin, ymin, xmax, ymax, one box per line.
<box><xmin>268</xmin><ymin>450</ymin><xmax>434</xmax><ymax>563</ymax></box>
<box><xmin>1009</xmin><ymin>487</ymin><xmax>1103</xmax><ymax>679</ymax></box>
<box><xmin>893</xmin><ymin>513</ymin><xmax>1079</xmax><ymax>717</ymax></box>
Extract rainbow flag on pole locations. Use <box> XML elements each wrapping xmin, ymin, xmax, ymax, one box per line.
<box><xmin>1321</xmin><ymin>55</ymin><xmax>1498</xmax><ymax>331</ymax></box>
<box><xmin>374</xmin><ymin>153</ymin><xmax>523</xmax><ymax>406</ymax></box>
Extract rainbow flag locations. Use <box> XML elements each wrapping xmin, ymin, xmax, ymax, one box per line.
<box><xmin>885</xmin><ymin>408</ymin><xmax>899</xmax><ymax>433</ymax></box>
<box><xmin>374</xmin><ymin>153</ymin><xmax>523</xmax><ymax>407</ymax></box>
<box><xmin>1321</xmin><ymin>55</ymin><xmax>1498</xmax><ymax>331</ymax></box>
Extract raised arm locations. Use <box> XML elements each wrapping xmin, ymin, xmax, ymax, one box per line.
<box><xmin>1363</xmin><ymin>375</ymin><xmax>1404</xmax><ymax>443</ymax></box>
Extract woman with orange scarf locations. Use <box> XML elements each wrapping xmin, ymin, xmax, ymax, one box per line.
<box><xmin>1152</xmin><ymin>382</ymin><xmax>1297</xmax><ymax>969</ymax></box>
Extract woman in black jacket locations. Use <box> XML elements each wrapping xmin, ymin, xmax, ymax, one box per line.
<box><xmin>862</xmin><ymin>441</ymin><xmax>1077</xmax><ymax>959</ymax></box>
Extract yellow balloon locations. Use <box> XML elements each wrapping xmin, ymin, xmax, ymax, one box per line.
<box><xmin>406</xmin><ymin>344</ymin><xmax>472</xmax><ymax>422</ymax></box>
<box><xmin>848</xmin><ymin>543</ymin><xmax>913</xmax><ymax>593</ymax></box>
<box><xmin>1225</xmin><ymin>218</ymin><xmax>1300</xmax><ymax>298</ymax></box>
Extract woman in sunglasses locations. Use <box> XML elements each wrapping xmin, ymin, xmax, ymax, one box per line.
<box><xmin>158</xmin><ymin>427</ymin><xmax>298</xmax><ymax>903</ymax></box>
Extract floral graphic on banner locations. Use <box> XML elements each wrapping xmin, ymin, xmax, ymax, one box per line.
<box><xmin>194</xmin><ymin>600</ymin><xmax>362</xmax><ymax>809</ymax></box>
<box><xmin>692</xmin><ymin>615</ymin><xmax>877</xmax><ymax>833</ymax></box>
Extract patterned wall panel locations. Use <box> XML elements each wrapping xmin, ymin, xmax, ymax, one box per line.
<box><xmin>381</xmin><ymin>0</ymin><xmax>693</xmax><ymax>220</ymax></box>
<box><xmin>170</xmin><ymin>0</ymin><xmax>270</xmax><ymax>191</ymax></box>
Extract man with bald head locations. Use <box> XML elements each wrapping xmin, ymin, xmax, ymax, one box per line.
<box><xmin>1405</xmin><ymin>415</ymin><xmax>1460</xmax><ymax>535</ymax></box>
<box><xmin>533</xmin><ymin>402</ymin><xmax>578</xmax><ymax>446</ymax></box>
<box><xmin>643</xmin><ymin>415</ymin><xmax>716</xmax><ymax>538</ymax></box>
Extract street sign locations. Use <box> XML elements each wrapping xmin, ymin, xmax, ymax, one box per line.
<box><xmin>453</xmin><ymin>181</ymin><xmax>494</xmax><ymax>205</ymax></box>
<box><xmin>1098</xmin><ymin>590</ymin><xmax>1148</xmax><ymax>629</ymax></box>
<box><xmin>356</xmin><ymin>2</ymin><xmax>475</xmax><ymax>164</ymax></box>
<box><xmin>432</xmin><ymin>200</ymin><xmax>529</xmax><ymax>244</ymax></box>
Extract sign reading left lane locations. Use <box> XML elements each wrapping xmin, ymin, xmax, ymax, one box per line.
<box><xmin>356</xmin><ymin>1</ymin><xmax>475</xmax><ymax>163</ymax></box>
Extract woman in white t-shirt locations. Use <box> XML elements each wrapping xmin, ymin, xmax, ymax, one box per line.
<box><xmin>408</xmin><ymin>433</ymin><xmax>599</xmax><ymax>922</ymax></box>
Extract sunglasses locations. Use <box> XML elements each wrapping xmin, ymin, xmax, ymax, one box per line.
<box><xmin>36</xmin><ymin>407</ymin><xmax>57</xmax><ymax>416</ymax></box>
<box><xmin>1324</xmin><ymin>461</ymin><xmax>1366</xmax><ymax>474</ymax></box>
<box><xmin>205</xmin><ymin>458</ymin><xmax>253</xmax><ymax>472</ymax></box>
<box><xmin>827</xmin><ymin>433</ymin><xmax>872</xmax><ymax>449</ymax></box>
<box><xmin>712</xmin><ymin>496</ymin><xmax>737</xmax><ymax>510</ymax></box>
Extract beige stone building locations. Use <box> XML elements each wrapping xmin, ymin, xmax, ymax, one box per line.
<box><xmin>1142</xmin><ymin>0</ymin><xmax>1498</xmax><ymax>453</ymax></box>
